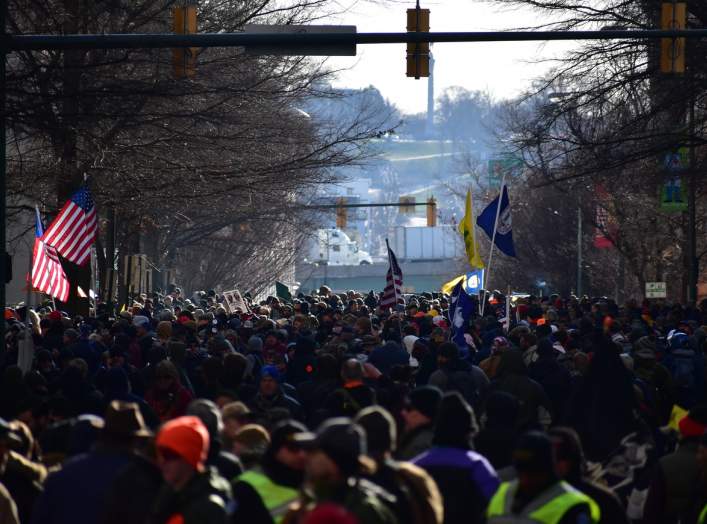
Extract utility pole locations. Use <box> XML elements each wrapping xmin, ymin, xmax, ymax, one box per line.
<box><xmin>577</xmin><ymin>206</ymin><xmax>583</xmax><ymax>297</ymax></box>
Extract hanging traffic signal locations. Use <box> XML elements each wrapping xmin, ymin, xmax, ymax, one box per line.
<box><xmin>336</xmin><ymin>197</ymin><xmax>347</xmax><ymax>228</ymax></box>
<box><xmin>406</xmin><ymin>5</ymin><xmax>430</xmax><ymax>79</ymax></box>
<box><xmin>426</xmin><ymin>196</ymin><xmax>437</xmax><ymax>226</ymax></box>
<box><xmin>173</xmin><ymin>3</ymin><xmax>198</xmax><ymax>78</ymax></box>
<box><xmin>399</xmin><ymin>196</ymin><xmax>415</xmax><ymax>214</ymax></box>
<box><xmin>660</xmin><ymin>2</ymin><xmax>686</xmax><ymax>74</ymax></box>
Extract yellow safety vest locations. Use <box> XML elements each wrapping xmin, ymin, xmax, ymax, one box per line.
<box><xmin>698</xmin><ymin>503</ymin><xmax>707</xmax><ymax>524</ymax></box>
<box><xmin>238</xmin><ymin>469</ymin><xmax>299</xmax><ymax>524</ymax></box>
<box><xmin>487</xmin><ymin>480</ymin><xmax>601</xmax><ymax>524</ymax></box>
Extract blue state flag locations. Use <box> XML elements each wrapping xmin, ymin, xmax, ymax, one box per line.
<box><xmin>477</xmin><ymin>185</ymin><xmax>516</xmax><ymax>258</ymax></box>
<box><xmin>449</xmin><ymin>281</ymin><xmax>477</xmax><ymax>351</ymax></box>
<box><xmin>465</xmin><ymin>269</ymin><xmax>484</xmax><ymax>294</ymax></box>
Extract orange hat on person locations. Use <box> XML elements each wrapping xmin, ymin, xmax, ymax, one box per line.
<box><xmin>156</xmin><ymin>416</ymin><xmax>210</xmax><ymax>472</ymax></box>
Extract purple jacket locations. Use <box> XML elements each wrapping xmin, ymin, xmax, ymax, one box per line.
<box><xmin>413</xmin><ymin>447</ymin><xmax>500</xmax><ymax>524</ymax></box>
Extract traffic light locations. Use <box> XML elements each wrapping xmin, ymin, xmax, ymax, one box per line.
<box><xmin>426</xmin><ymin>197</ymin><xmax>437</xmax><ymax>227</ymax></box>
<box><xmin>173</xmin><ymin>3</ymin><xmax>198</xmax><ymax>78</ymax></box>
<box><xmin>399</xmin><ymin>196</ymin><xmax>415</xmax><ymax>214</ymax></box>
<box><xmin>406</xmin><ymin>5</ymin><xmax>430</xmax><ymax>79</ymax></box>
<box><xmin>336</xmin><ymin>197</ymin><xmax>347</xmax><ymax>228</ymax></box>
<box><xmin>660</xmin><ymin>2</ymin><xmax>686</xmax><ymax>74</ymax></box>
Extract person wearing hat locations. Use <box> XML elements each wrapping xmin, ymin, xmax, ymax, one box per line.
<box><xmin>286</xmin><ymin>418</ymin><xmax>397</xmax><ymax>524</ymax></box>
<box><xmin>549</xmin><ymin>427</ymin><xmax>627</xmax><ymax>524</ymax></box>
<box><xmin>31</xmin><ymin>401</ymin><xmax>153</xmax><ymax>524</ymax></box>
<box><xmin>396</xmin><ymin>386</ymin><xmax>442</xmax><ymax>461</ymax></box>
<box><xmin>249</xmin><ymin>366</ymin><xmax>303</xmax><ymax>425</ymax></box>
<box><xmin>413</xmin><ymin>392</ymin><xmax>499</xmax><ymax>524</ymax></box>
<box><xmin>486</xmin><ymin>431</ymin><xmax>600</xmax><ymax>524</ymax></box>
<box><xmin>643</xmin><ymin>404</ymin><xmax>707</xmax><ymax>524</ymax></box>
<box><xmin>356</xmin><ymin>406</ymin><xmax>443</xmax><ymax>524</ymax></box>
<box><xmin>153</xmin><ymin>416</ymin><xmax>232</xmax><ymax>524</ymax></box>
<box><xmin>232</xmin><ymin>420</ymin><xmax>309</xmax><ymax>524</ymax></box>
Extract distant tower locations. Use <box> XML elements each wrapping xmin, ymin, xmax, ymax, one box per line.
<box><xmin>425</xmin><ymin>51</ymin><xmax>435</xmax><ymax>137</ymax></box>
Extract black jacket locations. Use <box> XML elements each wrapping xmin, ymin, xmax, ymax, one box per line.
<box><xmin>153</xmin><ymin>468</ymin><xmax>232</xmax><ymax>524</ymax></box>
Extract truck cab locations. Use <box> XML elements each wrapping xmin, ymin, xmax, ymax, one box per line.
<box><xmin>310</xmin><ymin>228</ymin><xmax>373</xmax><ymax>266</ymax></box>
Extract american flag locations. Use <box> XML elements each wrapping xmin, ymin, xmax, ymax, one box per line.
<box><xmin>32</xmin><ymin>207</ymin><xmax>69</xmax><ymax>302</ymax></box>
<box><xmin>380</xmin><ymin>239</ymin><xmax>404</xmax><ymax>309</ymax></box>
<box><xmin>42</xmin><ymin>186</ymin><xmax>97</xmax><ymax>266</ymax></box>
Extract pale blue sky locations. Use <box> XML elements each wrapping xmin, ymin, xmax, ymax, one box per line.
<box><xmin>325</xmin><ymin>1</ymin><xmax>576</xmax><ymax>114</ymax></box>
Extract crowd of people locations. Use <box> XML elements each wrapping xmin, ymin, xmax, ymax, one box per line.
<box><xmin>1</xmin><ymin>285</ymin><xmax>707</xmax><ymax>523</ymax></box>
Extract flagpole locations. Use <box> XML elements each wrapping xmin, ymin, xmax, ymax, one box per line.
<box><xmin>20</xmin><ymin>236</ymin><xmax>35</xmax><ymax>374</ymax></box>
<box><xmin>481</xmin><ymin>174</ymin><xmax>507</xmax><ymax>317</ymax></box>
<box><xmin>385</xmin><ymin>238</ymin><xmax>404</xmax><ymax>340</ymax></box>
<box><xmin>504</xmin><ymin>284</ymin><xmax>511</xmax><ymax>334</ymax></box>
<box><xmin>385</xmin><ymin>238</ymin><xmax>395</xmax><ymax>303</ymax></box>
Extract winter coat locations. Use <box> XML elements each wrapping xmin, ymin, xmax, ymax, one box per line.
<box><xmin>412</xmin><ymin>446</ymin><xmax>499</xmax><ymax>524</ymax></box>
<box><xmin>31</xmin><ymin>446</ymin><xmax>135</xmax><ymax>524</ymax></box>
<box><xmin>287</xmin><ymin>478</ymin><xmax>398</xmax><ymax>524</ymax></box>
<box><xmin>364</xmin><ymin>459</ymin><xmax>444</xmax><ymax>524</ymax></box>
<box><xmin>487</xmin><ymin>350</ymin><xmax>553</xmax><ymax>430</ymax></box>
<box><xmin>369</xmin><ymin>342</ymin><xmax>410</xmax><ymax>376</ymax></box>
<box><xmin>643</xmin><ymin>439</ymin><xmax>701</xmax><ymax>524</ymax></box>
<box><xmin>428</xmin><ymin>359</ymin><xmax>481</xmax><ymax>411</ymax></box>
<box><xmin>248</xmin><ymin>392</ymin><xmax>304</xmax><ymax>423</ymax></box>
<box><xmin>153</xmin><ymin>468</ymin><xmax>232</xmax><ymax>524</ymax></box>
<box><xmin>145</xmin><ymin>383</ymin><xmax>193</xmax><ymax>422</ymax></box>
<box><xmin>102</xmin><ymin>455</ymin><xmax>163</xmax><ymax>524</ymax></box>
<box><xmin>528</xmin><ymin>353</ymin><xmax>572</xmax><ymax>420</ymax></box>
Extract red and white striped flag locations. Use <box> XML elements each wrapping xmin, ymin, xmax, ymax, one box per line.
<box><xmin>32</xmin><ymin>207</ymin><xmax>69</xmax><ymax>302</ymax></box>
<box><xmin>380</xmin><ymin>239</ymin><xmax>404</xmax><ymax>309</ymax></box>
<box><xmin>42</xmin><ymin>186</ymin><xmax>97</xmax><ymax>266</ymax></box>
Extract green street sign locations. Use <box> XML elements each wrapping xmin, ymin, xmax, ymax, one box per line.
<box><xmin>488</xmin><ymin>156</ymin><xmax>523</xmax><ymax>188</ymax></box>
<box><xmin>660</xmin><ymin>177</ymin><xmax>687</xmax><ymax>212</ymax></box>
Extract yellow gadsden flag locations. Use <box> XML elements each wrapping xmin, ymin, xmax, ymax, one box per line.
<box><xmin>459</xmin><ymin>189</ymin><xmax>484</xmax><ymax>269</ymax></box>
<box><xmin>442</xmin><ymin>274</ymin><xmax>466</xmax><ymax>295</ymax></box>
